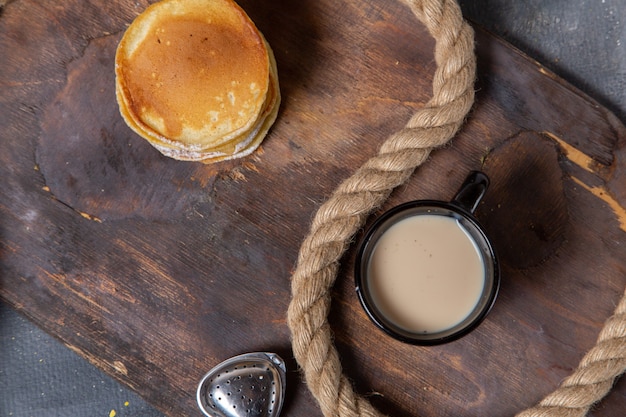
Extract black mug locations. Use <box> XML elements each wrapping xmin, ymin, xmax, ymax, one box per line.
<box><xmin>355</xmin><ymin>171</ymin><xmax>499</xmax><ymax>345</ymax></box>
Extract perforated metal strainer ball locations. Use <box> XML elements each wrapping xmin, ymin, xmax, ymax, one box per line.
<box><xmin>197</xmin><ymin>352</ymin><xmax>287</xmax><ymax>417</ymax></box>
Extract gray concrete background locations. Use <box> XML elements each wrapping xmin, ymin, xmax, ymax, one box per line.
<box><xmin>461</xmin><ymin>0</ymin><xmax>625</xmax><ymax>122</ymax></box>
<box><xmin>1</xmin><ymin>1</ymin><xmax>624</xmax><ymax>416</ymax></box>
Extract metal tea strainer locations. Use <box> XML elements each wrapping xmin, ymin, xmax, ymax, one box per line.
<box><xmin>197</xmin><ymin>352</ymin><xmax>287</xmax><ymax>417</ymax></box>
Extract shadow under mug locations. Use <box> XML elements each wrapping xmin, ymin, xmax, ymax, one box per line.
<box><xmin>355</xmin><ymin>171</ymin><xmax>500</xmax><ymax>345</ymax></box>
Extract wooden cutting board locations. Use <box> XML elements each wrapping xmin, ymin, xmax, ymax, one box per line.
<box><xmin>1</xmin><ymin>1</ymin><xmax>625</xmax><ymax>416</ymax></box>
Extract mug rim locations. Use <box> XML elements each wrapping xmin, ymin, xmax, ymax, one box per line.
<box><xmin>355</xmin><ymin>199</ymin><xmax>500</xmax><ymax>345</ymax></box>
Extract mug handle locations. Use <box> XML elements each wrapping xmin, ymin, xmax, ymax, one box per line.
<box><xmin>450</xmin><ymin>171</ymin><xmax>489</xmax><ymax>214</ymax></box>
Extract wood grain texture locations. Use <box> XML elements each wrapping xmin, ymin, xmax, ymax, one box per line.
<box><xmin>1</xmin><ymin>1</ymin><xmax>625</xmax><ymax>416</ymax></box>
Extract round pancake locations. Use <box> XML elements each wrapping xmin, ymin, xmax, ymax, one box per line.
<box><xmin>145</xmin><ymin>52</ymin><xmax>280</xmax><ymax>163</ymax></box>
<box><xmin>115</xmin><ymin>0</ymin><xmax>279</xmax><ymax>161</ymax></box>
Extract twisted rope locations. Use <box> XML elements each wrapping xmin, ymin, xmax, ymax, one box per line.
<box><xmin>286</xmin><ymin>0</ymin><xmax>626</xmax><ymax>416</ymax></box>
<box><xmin>515</xmin><ymin>292</ymin><xmax>626</xmax><ymax>417</ymax></box>
<box><xmin>287</xmin><ymin>0</ymin><xmax>474</xmax><ymax>415</ymax></box>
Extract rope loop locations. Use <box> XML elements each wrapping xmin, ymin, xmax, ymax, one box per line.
<box><xmin>287</xmin><ymin>1</ymin><xmax>626</xmax><ymax>416</ymax></box>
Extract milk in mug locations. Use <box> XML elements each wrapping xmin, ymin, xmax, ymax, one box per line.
<box><xmin>366</xmin><ymin>214</ymin><xmax>485</xmax><ymax>334</ymax></box>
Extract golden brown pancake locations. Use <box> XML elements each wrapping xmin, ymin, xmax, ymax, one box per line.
<box><xmin>115</xmin><ymin>0</ymin><xmax>280</xmax><ymax>163</ymax></box>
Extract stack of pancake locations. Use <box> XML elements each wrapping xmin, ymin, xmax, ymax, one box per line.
<box><xmin>115</xmin><ymin>0</ymin><xmax>280</xmax><ymax>163</ymax></box>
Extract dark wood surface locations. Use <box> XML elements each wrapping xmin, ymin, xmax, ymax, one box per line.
<box><xmin>1</xmin><ymin>1</ymin><xmax>625</xmax><ymax>416</ymax></box>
